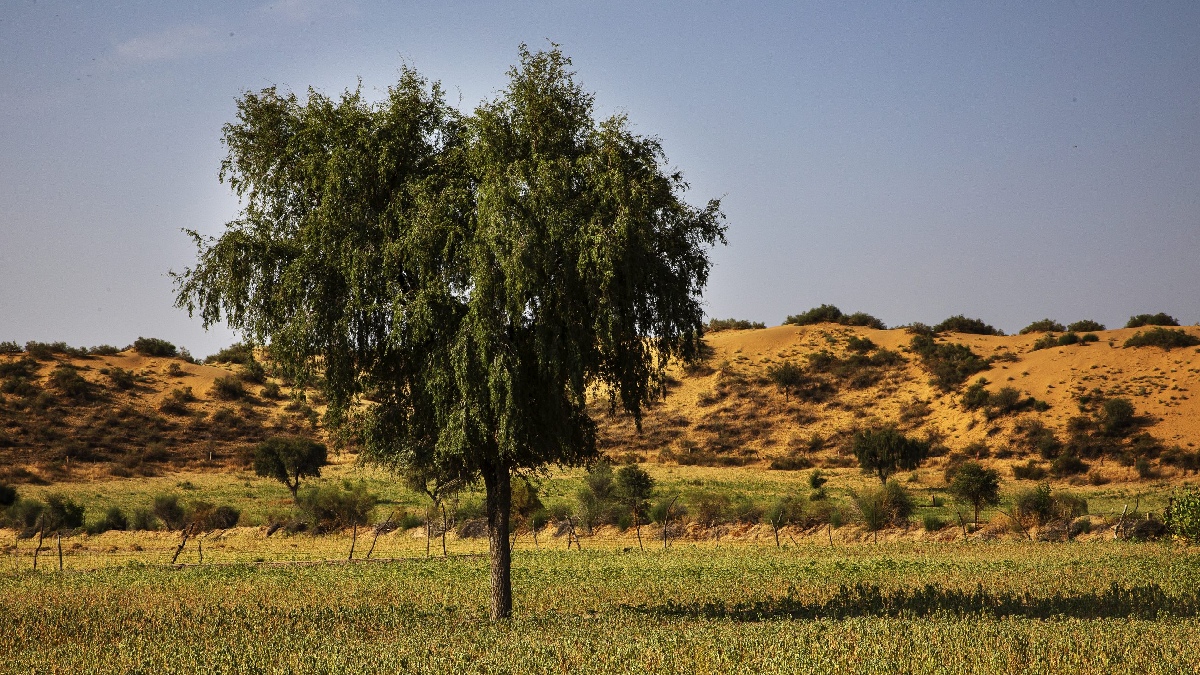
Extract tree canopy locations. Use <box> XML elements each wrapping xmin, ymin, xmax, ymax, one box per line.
<box><xmin>852</xmin><ymin>427</ymin><xmax>930</xmax><ymax>484</ymax></box>
<box><xmin>174</xmin><ymin>45</ymin><xmax>724</xmax><ymax>620</ymax></box>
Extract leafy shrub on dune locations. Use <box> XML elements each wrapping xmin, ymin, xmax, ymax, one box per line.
<box><xmin>933</xmin><ymin>315</ymin><xmax>1003</xmax><ymax>336</ymax></box>
<box><xmin>784</xmin><ymin>304</ymin><xmax>886</xmax><ymax>330</ymax></box>
<box><xmin>1067</xmin><ymin>319</ymin><xmax>1105</xmax><ymax>332</ymax></box>
<box><xmin>133</xmin><ymin>337</ymin><xmax>178</xmax><ymax>357</ymax></box>
<box><xmin>1019</xmin><ymin>319</ymin><xmax>1065</xmax><ymax>334</ymax></box>
<box><xmin>1126</xmin><ymin>313</ymin><xmax>1179</xmax><ymax>328</ymax></box>
<box><xmin>1123</xmin><ymin>327</ymin><xmax>1200</xmax><ymax>350</ymax></box>
<box><xmin>909</xmin><ymin>334</ymin><xmax>990</xmax><ymax>390</ymax></box>
<box><xmin>705</xmin><ymin>318</ymin><xmax>766</xmax><ymax>332</ymax></box>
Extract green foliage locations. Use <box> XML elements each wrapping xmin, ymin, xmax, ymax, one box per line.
<box><xmin>845</xmin><ymin>335</ymin><xmax>875</xmax><ymax>352</ymax></box>
<box><xmin>297</xmin><ymin>481</ymin><xmax>376</xmax><ymax>532</ymax></box>
<box><xmin>0</xmin><ymin>341</ymin><xmax>23</xmax><ymax>354</ymax></box>
<box><xmin>852</xmin><ymin>427</ymin><xmax>930</xmax><ymax>483</ymax></box>
<box><xmin>705</xmin><ymin>318</ymin><xmax>765</xmax><ymax>332</ymax></box>
<box><xmin>808</xmin><ymin>469</ymin><xmax>827</xmax><ymax>490</ymax></box>
<box><xmin>211</xmin><ymin>375</ymin><xmax>247</xmax><ymax>401</ymax></box>
<box><xmin>24</xmin><ymin>341</ymin><xmax>89</xmax><ymax>360</ymax></box>
<box><xmin>253</xmin><ymin>436</ymin><xmax>328</xmax><ymax>500</ymax></box>
<box><xmin>852</xmin><ymin>481</ymin><xmax>913</xmax><ymax>531</ymax></box>
<box><xmin>105</xmin><ymin>367</ymin><xmax>136</xmax><ymax>390</ymax></box>
<box><xmin>261</xmin><ymin>382</ymin><xmax>282</xmax><ymax>399</ymax></box>
<box><xmin>0</xmin><ymin>482</ymin><xmax>16</xmax><ymax>507</ymax></box>
<box><xmin>89</xmin><ymin>506</ymin><xmax>129</xmax><ymax>534</ymax></box>
<box><xmin>615</xmin><ymin>464</ymin><xmax>655</xmax><ymax>519</ymax></box>
<box><xmin>239</xmin><ymin>360</ymin><xmax>267</xmax><ymax>384</ymax></box>
<box><xmin>921</xmin><ymin>513</ymin><xmax>947</xmax><ymax>532</ymax></box>
<box><xmin>174</xmin><ymin>46</ymin><xmax>725</xmax><ymax>619</ymax></box>
<box><xmin>43</xmin><ymin>494</ymin><xmax>85</xmax><ymax>532</ymax></box>
<box><xmin>1051</xmin><ymin>453</ymin><xmax>1089</xmax><ymax>477</ymax></box>
<box><xmin>1020</xmin><ymin>319</ymin><xmax>1065</xmax><ymax>334</ymax></box>
<box><xmin>909</xmin><ymin>334</ymin><xmax>990</xmax><ymax>390</ymax></box>
<box><xmin>1012</xmin><ymin>460</ymin><xmax>1048</xmax><ymax>481</ymax></box>
<box><xmin>1126</xmin><ymin>313</ymin><xmax>1179</xmax><ymax>328</ymax></box>
<box><xmin>187</xmin><ymin>501</ymin><xmax>242</xmax><ymax>530</ymax></box>
<box><xmin>49</xmin><ymin>364</ymin><xmax>92</xmax><ymax>400</ymax></box>
<box><xmin>766</xmin><ymin>361</ymin><xmax>806</xmax><ymax>402</ymax></box>
<box><xmin>1123</xmin><ymin>327</ymin><xmax>1200</xmax><ymax>349</ymax></box>
<box><xmin>934</xmin><ymin>315</ymin><xmax>1002</xmax><ymax>336</ymax></box>
<box><xmin>88</xmin><ymin>345</ymin><xmax>122</xmax><ymax>356</ymax></box>
<box><xmin>783</xmin><ymin>305</ymin><xmax>886</xmax><ymax>330</ymax></box>
<box><xmin>205</xmin><ymin>342</ymin><xmax>256</xmax><ymax>365</ymax></box>
<box><xmin>132</xmin><ymin>337</ymin><xmax>178</xmax><ymax>358</ymax></box>
<box><xmin>1067</xmin><ymin>320</ymin><xmax>1106</xmax><ymax>332</ymax></box>
<box><xmin>1098</xmin><ymin>398</ymin><xmax>1136</xmax><ymax>436</ymax></box>
<box><xmin>1167</xmin><ymin>489</ymin><xmax>1200</xmax><ymax>543</ymax></box>
<box><xmin>158</xmin><ymin>386</ymin><xmax>196</xmax><ymax>415</ymax></box>
<box><xmin>948</xmin><ymin>461</ymin><xmax>1001</xmax><ymax>524</ymax></box>
<box><xmin>152</xmin><ymin>495</ymin><xmax>186</xmax><ymax>530</ymax></box>
<box><xmin>0</xmin><ymin>357</ymin><xmax>39</xmax><ymax>379</ymax></box>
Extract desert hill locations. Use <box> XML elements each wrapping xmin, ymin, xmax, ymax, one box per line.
<box><xmin>2</xmin><ymin>323</ymin><xmax>1199</xmax><ymax>486</ymax></box>
<box><xmin>594</xmin><ymin>323</ymin><xmax>1200</xmax><ymax>485</ymax></box>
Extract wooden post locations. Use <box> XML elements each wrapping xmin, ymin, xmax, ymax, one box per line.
<box><xmin>32</xmin><ymin>516</ymin><xmax>44</xmax><ymax>571</ymax></box>
<box><xmin>197</xmin><ymin>538</ymin><xmax>203</xmax><ymax>564</ymax></box>
<box><xmin>170</xmin><ymin>525</ymin><xmax>193</xmax><ymax>565</ymax></box>
<box><xmin>57</xmin><ymin>533</ymin><xmax>63</xmax><ymax>572</ymax></box>
<box><xmin>348</xmin><ymin>523</ymin><xmax>357</xmax><ymax>560</ymax></box>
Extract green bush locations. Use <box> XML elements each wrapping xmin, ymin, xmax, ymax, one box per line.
<box><xmin>88</xmin><ymin>344</ymin><xmax>122</xmax><ymax>356</ymax></box>
<box><xmin>0</xmin><ymin>482</ymin><xmax>16</xmax><ymax>507</ymax></box>
<box><xmin>1012</xmin><ymin>460</ymin><xmax>1047</xmax><ymax>481</ymax></box>
<box><xmin>934</xmin><ymin>315</ymin><xmax>1002</xmax><ymax>336</ymax></box>
<box><xmin>783</xmin><ymin>305</ymin><xmax>886</xmax><ymax>330</ymax></box>
<box><xmin>1126</xmin><ymin>313</ymin><xmax>1179</xmax><ymax>328</ymax></box>
<box><xmin>846</xmin><ymin>336</ymin><xmax>876</xmax><ymax>353</ymax></box>
<box><xmin>24</xmin><ymin>341</ymin><xmax>88</xmax><ymax>360</ymax></box>
<box><xmin>43</xmin><ymin>494</ymin><xmax>85</xmax><ymax>532</ymax></box>
<box><xmin>205</xmin><ymin>342</ymin><xmax>256</xmax><ymax>365</ymax></box>
<box><xmin>1068</xmin><ymin>320</ymin><xmax>1106</xmax><ymax>332</ymax></box>
<box><xmin>152</xmin><ymin>494</ymin><xmax>187</xmax><ymax>530</ymax></box>
<box><xmin>211</xmin><ymin>375</ymin><xmax>248</xmax><ymax>401</ymax></box>
<box><xmin>1020</xmin><ymin>319</ymin><xmax>1065</xmax><ymax>334</ymax></box>
<box><xmin>705</xmin><ymin>318</ymin><xmax>766</xmax><ymax>332</ymax></box>
<box><xmin>808</xmin><ymin>469</ymin><xmax>827</xmax><ymax>489</ymax></box>
<box><xmin>239</xmin><ymin>360</ymin><xmax>267</xmax><ymax>384</ymax></box>
<box><xmin>853</xmin><ymin>427</ymin><xmax>930</xmax><ymax>483</ymax></box>
<box><xmin>129</xmin><ymin>508</ymin><xmax>157</xmax><ymax>531</ymax></box>
<box><xmin>909</xmin><ymin>334</ymin><xmax>990</xmax><ymax>390</ymax></box>
<box><xmin>89</xmin><ymin>506</ymin><xmax>129</xmax><ymax>534</ymax></box>
<box><xmin>1098</xmin><ymin>398</ymin><xmax>1136</xmax><ymax>436</ymax></box>
<box><xmin>188</xmin><ymin>502</ymin><xmax>241</xmax><ymax>530</ymax></box>
<box><xmin>961</xmin><ymin>380</ymin><xmax>991</xmax><ymax>410</ymax></box>
<box><xmin>133</xmin><ymin>337</ymin><xmax>178</xmax><ymax>357</ymax></box>
<box><xmin>0</xmin><ymin>357</ymin><xmax>39</xmax><ymax>379</ymax></box>
<box><xmin>0</xmin><ymin>341</ymin><xmax>22</xmax><ymax>354</ymax></box>
<box><xmin>1123</xmin><ymin>328</ymin><xmax>1200</xmax><ymax>350</ymax></box>
<box><xmin>105</xmin><ymin>367</ymin><xmax>136</xmax><ymax>390</ymax></box>
<box><xmin>1167</xmin><ymin>488</ymin><xmax>1200</xmax><ymax>543</ymax></box>
<box><xmin>922</xmin><ymin>514</ymin><xmax>946</xmax><ymax>532</ymax></box>
<box><xmin>48</xmin><ymin>364</ymin><xmax>92</xmax><ymax>400</ymax></box>
<box><xmin>1050</xmin><ymin>453</ymin><xmax>1088</xmax><ymax>477</ymax></box>
<box><xmin>297</xmin><ymin>481</ymin><xmax>376</xmax><ymax>533</ymax></box>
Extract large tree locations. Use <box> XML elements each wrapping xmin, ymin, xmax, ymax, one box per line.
<box><xmin>174</xmin><ymin>46</ymin><xmax>724</xmax><ymax>620</ymax></box>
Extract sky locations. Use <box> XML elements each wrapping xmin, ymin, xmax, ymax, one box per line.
<box><xmin>2</xmin><ymin>1</ymin><xmax>1198</xmax><ymax>356</ymax></box>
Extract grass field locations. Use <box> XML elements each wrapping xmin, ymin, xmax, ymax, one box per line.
<box><xmin>3</xmin><ymin>541</ymin><xmax>1199</xmax><ymax>673</ymax></box>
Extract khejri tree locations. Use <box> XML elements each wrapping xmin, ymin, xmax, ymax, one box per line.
<box><xmin>174</xmin><ymin>45</ymin><xmax>725</xmax><ymax>620</ymax></box>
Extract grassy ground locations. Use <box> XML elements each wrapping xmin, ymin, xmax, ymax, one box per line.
<box><xmin>2</xmin><ymin>542</ymin><xmax>1199</xmax><ymax>673</ymax></box>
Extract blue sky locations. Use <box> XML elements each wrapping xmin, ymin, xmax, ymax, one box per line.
<box><xmin>2</xmin><ymin>1</ymin><xmax>1198</xmax><ymax>356</ymax></box>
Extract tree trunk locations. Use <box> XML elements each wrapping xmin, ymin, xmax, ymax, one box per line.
<box><xmin>483</xmin><ymin>462</ymin><xmax>513</xmax><ymax>620</ymax></box>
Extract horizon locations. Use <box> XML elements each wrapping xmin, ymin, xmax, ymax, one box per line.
<box><xmin>3</xmin><ymin>1</ymin><xmax>1198</xmax><ymax>356</ymax></box>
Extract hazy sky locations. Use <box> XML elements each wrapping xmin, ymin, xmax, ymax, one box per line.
<box><xmin>3</xmin><ymin>1</ymin><xmax>1198</xmax><ymax>356</ymax></box>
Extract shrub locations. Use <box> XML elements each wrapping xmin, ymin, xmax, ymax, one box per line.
<box><xmin>705</xmin><ymin>318</ymin><xmax>766</xmax><ymax>332</ymax></box>
<box><xmin>1123</xmin><ymin>327</ymin><xmax>1200</xmax><ymax>350</ymax></box>
<box><xmin>909</xmin><ymin>334</ymin><xmax>990</xmax><ymax>390</ymax></box>
<box><xmin>211</xmin><ymin>375</ymin><xmax>247</xmax><ymax>401</ymax></box>
<box><xmin>1051</xmin><ymin>453</ymin><xmax>1089</xmax><ymax>477</ymax></box>
<box><xmin>1020</xmin><ymin>319</ymin><xmax>1065</xmax><ymax>334</ymax></box>
<box><xmin>261</xmin><ymin>382</ymin><xmax>282</xmax><ymax>399</ymax></box>
<box><xmin>933</xmin><ymin>315</ymin><xmax>1002</xmax><ymax>336</ymax></box>
<box><xmin>882</xmin><ymin>480</ymin><xmax>914</xmax><ymax>525</ymax></box>
<box><xmin>1098</xmin><ymin>398</ymin><xmax>1136</xmax><ymax>437</ymax></box>
<box><xmin>1068</xmin><ymin>320</ymin><xmax>1106</xmax><ymax>332</ymax></box>
<box><xmin>89</xmin><ymin>506</ymin><xmax>129</xmax><ymax>534</ymax></box>
<box><xmin>89</xmin><ymin>344</ymin><xmax>122</xmax><ymax>356</ymax></box>
<box><xmin>1012</xmin><ymin>460</ymin><xmax>1047</xmax><ymax>481</ymax></box>
<box><xmin>766</xmin><ymin>361</ymin><xmax>806</xmax><ymax>402</ymax></box>
<box><xmin>846</xmin><ymin>336</ymin><xmax>875</xmax><ymax>353</ymax></box>
<box><xmin>808</xmin><ymin>469</ymin><xmax>827</xmax><ymax>489</ymax></box>
<box><xmin>188</xmin><ymin>502</ymin><xmax>241</xmax><ymax>530</ymax></box>
<box><xmin>49</xmin><ymin>365</ymin><xmax>92</xmax><ymax>400</ymax></box>
<box><xmin>159</xmin><ymin>387</ymin><xmax>195</xmax><ymax>415</ymax></box>
<box><xmin>152</xmin><ymin>494</ymin><xmax>187</xmax><ymax>530</ymax></box>
<box><xmin>105</xmin><ymin>367</ymin><xmax>136</xmax><ymax>390</ymax></box>
<box><xmin>1126</xmin><ymin>313</ymin><xmax>1179</xmax><ymax>328</ymax></box>
<box><xmin>25</xmin><ymin>341</ymin><xmax>88</xmax><ymax>360</ymax></box>
<box><xmin>853</xmin><ymin>427</ymin><xmax>930</xmax><ymax>483</ymax></box>
<box><xmin>1167</xmin><ymin>488</ymin><xmax>1200</xmax><ymax>543</ymax></box>
<box><xmin>129</xmin><ymin>508</ymin><xmax>157</xmax><ymax>531</ymax></box>
<box><xmin>961</xmin><ymin>380</ymin><xmax>990</xmax><ymax>410</ymax></box>
<box><xmin>1080</xmin><ymin>333</ymin><xmax>1099</xmax><ymax>344</ymax></box>
<box><xmin>783</xmin><ymin>305</ymin><xmax>885</xmax><ymax>330</ymax></box>
<box><xmin>0</xmin><ymin>341</ymin><xmax>22</xmax><ymax>354</ymax></box>
<box><xmin>762</xmin><ymin>496</ymin><xmax>804</xmax><ymax>545</ymax></box>
<box><xmin>922</xmin><ymin>514</ymin><xmax>947</xmax><ymax>532</ymax></box>
<box><xmin>0</xmin><ymin>483</ymin><xmax>16</xmax><ymax>507</ymax></box>
<box><xmin>297</xmin><ymin>481</ymin><xmax>376</xmax><ymax>532</ymax></box>
<box><xmin>239</xmin><ymin>360</ymin><xmax>267</xmax><ymax>384</ymax></box>
<box><xmin>205</xmin><ymin>342</ymin><xmax>255</xmax><ymax>365</ymax></box>
<box><xmin>0</xmin><ymin>357</ymin><xmax>39</xmax><ymax>379</ymax></box>
<box><xmin>133</xmin><ymin>337</ymin><xmax>178</xmax><ymax>357</ymax></box>
<box><xmin>43</xmin><ymin>494</ymin><xmax>85</xmax><ymax>532</ymax></box>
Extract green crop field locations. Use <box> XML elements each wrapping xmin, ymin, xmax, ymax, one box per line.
<box><xmin>3</xmin><ymin>541</ymin><xmax>1200</xmax><ymax>673</ymax></box>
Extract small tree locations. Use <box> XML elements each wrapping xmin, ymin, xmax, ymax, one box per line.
<box><xmin>852</xmin><ymin>427</ymin><xmax>930</xmax><ymax>484</ymax></box>
<box><xmin>763</xmin><ymin>495</ymin><xmax>803</xmax><ymax>547</ymax></box>
<box><xmin>614</xmin><ymin>464</ymin><xmax>655</xmax><ymax>550</ymax></box>
<box><xmin>253</xmin><ymin>436</ymin><xmax>328</xmax><ymax>502</ymax></box>
<box><xmin>948</xmin><ymin>461</ymin><xmax>1001</xmax><ymax>526</ymax></box>
<box><xmin>405</xmin><ymin>468</ymin><xmax>465</xmax><ymax>556</ymax></box>
<box><xmin>766</xmin><ymin>362</ymin><xmax>806</xmax><ymax>402</ymax></box>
